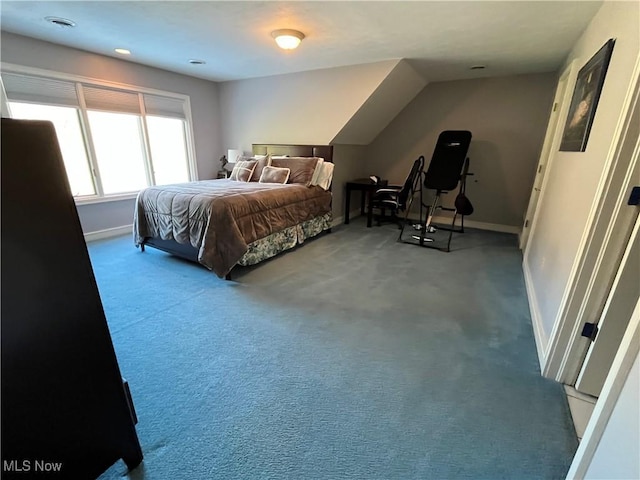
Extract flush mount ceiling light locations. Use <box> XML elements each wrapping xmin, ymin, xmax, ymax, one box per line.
<box><xmin>45</xmin><ymin>16</ymin><xmax>76</xmax><ymax>28</ymax></box>
<box><xmin>271</xmin><ymin>29</ymin><xmax>305</xmax><ymax>50</ymax></box>
<box><xmin>115</xmin><ymin>48</ymin><xmax>131</xmax><ymax>55</ymax></box>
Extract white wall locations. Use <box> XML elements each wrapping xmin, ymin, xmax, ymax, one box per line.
<box><xmin>1</xmin><ymin>32</ymin><xmax>221</xmax><ymax>234</ymax></box>
<box><xmin>365</xmin><ymin>72</ymin><xmax>557</xmax><ymax>228</ymax></box>
<box><xmin>583</xmin><ymin>349</ymin><xmax>640</xmax><ymax>479</ymax></box>
<box><xmin>218</xmin><ymin>60</ymin><xmax>399</xmax><ymax>152</ymax></box>
<box><xmin>523</xmin><ymin>1</ymin><xmax>640</xmax><ymax>350</ymax></box>
<box><xmin>331</xmin><ymin>144</ymin><xmax>370</xmax><ymax>221</ymax></box>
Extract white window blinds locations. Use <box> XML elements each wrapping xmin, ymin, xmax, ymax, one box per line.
<box><xmin>82</xmin><ymin>85</ymin><xmax>141</xmax><ymax>114</ymax></box>
<box><xmin>1</xmin><ymin>73</ymin><xmax>189</xmax><ymax>119</ymax></box>
<box><xmin>2</xmin><ymin>73</ymin><xmax>79</xmax><ymax>107</ymax></box>
<box><xmin>143</xmin><ymin>94</ymin><xmax>186</xmax><ymax>119</ymax></box>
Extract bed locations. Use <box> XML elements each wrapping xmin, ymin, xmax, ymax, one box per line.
<box><xmin>133</xmin><ymin>144</ymin><xmax>334</xmax><ymax>279</ymax></box>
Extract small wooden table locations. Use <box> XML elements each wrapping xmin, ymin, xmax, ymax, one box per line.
<box><xmin>344</xmin><ymin>178</ymin><xmax>386</xmax><ymax>228</ymax></box>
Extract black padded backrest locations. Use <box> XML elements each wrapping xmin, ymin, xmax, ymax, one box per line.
<box><xmin>423</xmin><ymin>131</ymin><xmax>472</xmax><ymax>191</ymax></box>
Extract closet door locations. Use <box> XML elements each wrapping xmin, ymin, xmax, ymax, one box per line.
<box><xmin>1</xmin><ymin>119</ymin><xmax>142</xmax><ymax>478</ymax></box>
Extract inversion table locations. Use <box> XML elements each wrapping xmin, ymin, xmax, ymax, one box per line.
<box><xmin>399</xmin><ymin>130</ymin><xmax>473</xmax><ymax>252</ymax></box>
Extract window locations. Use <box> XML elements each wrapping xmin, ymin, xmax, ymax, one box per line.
<box><xmin>87</xmin><ymin>111</ymin><xmax>148</xmax><ymax>194</ymax></box>
<box><xmin>2</xmin><ymin>70</ymin><xmax>195</xmax><ymax>201</ymax></box>
<box><xmin>146</xmin><ymin>116</ymin><xmax>190</xmax><ymax>185</ymax></box>
<box><xmin>8</xmin><ymin>102</ymin><xmax>95</xmax><ymax>196</ymax></box>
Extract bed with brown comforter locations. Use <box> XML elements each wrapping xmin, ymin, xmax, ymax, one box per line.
<box><xmin>134</xmin><ymin>144</ymin><xmax>333</xmax><ymax>278</ymax></box>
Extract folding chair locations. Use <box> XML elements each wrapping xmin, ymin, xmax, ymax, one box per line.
<box><xmin>371</xmin><ymin>156</ymin><xmax>425</xmax><ymax>228</ymax></box>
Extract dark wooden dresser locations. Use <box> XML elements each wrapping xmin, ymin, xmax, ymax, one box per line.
<box><xmin>1</xmin><ymin>118</ymin><xmax>142</xmax><ymax>479</ymax></box>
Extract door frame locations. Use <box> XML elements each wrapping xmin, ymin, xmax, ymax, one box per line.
<box><xmin>566</xmin><ymin>296</ymin><xmax>640</xmax><ymax>478</ymax></box>
<box><xmin>542</xmin><ymin>54</ymin><xmax>640</xmax><ymax>383</ymax></box>
<box><xmin>519</xmin><ymin>61</ymin><xmax>577</xmax><ymax>251</ymax></box>
<box><xmin>575</xmin><ymin>209</ymin><xmax>640</xmax><ymax>395</ymax></box>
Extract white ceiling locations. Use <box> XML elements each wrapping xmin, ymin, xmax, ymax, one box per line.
<box><xmin>0</xmin><ymin>1</ymin><xmax>603</xmax><ymax>83</ymax></box>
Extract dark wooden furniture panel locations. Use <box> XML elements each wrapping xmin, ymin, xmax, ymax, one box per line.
<box><xmin>1</xmin><ymin>119</ymin><xmax>142</xmax><ymax>479</ymax></box>
<box><xmin>345</xmin><ymin>178</ymin><xmax>382</xmax><ymax>228</ymax></box>
<box><xmin>252</xmin><ymin>143</ymin><xmax>333</xmax><ymax>163</ymax></box>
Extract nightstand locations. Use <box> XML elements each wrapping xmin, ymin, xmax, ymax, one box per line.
<box><xmin>344</xmin><ymin>178</ymin><xmax>387</xmax><ymax>228</ymax></box>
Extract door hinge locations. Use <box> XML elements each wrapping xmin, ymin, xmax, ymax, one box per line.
<box><xmin>553</xmin><ymin>102</ymin><xmax>558</xmax><ymax>112</ymax></box>
<box><xmin>524</xmin><ymin>219</ymin><xmax>529</xmax><ymax>228</ymax></box>
<box><xmin>581</xmin><ymin>322</ymin><xmax>599</xmax><ymax>341</ymax></box>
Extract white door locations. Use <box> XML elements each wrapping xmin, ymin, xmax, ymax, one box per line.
<box><xmin>519</xmin><ymin>62</ymin><xmax>576</xmax><ymax>250</ymax></box>
<box><xmin>575</xmin><ymin>209</ymin><xmax>640</xmax><ymax>397</ymax></box>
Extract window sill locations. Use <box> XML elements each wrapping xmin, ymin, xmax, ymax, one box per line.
<box><xmin>74</xmin><ymin>192</ymin><xmax>139</xmax><ymax>205</ymax></box>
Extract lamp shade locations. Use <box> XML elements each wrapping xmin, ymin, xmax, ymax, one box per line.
<box><xmin>225</xmin><ymin>149</ymin><xmax>243</xmax><ymax>172</ymax></box>
<box><xmin>227</xmin><ymin>149</ymin><xmax>243</xmax><ymax>163</ymax></box>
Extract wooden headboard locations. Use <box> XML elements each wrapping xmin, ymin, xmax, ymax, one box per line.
<box><xmin>252</xmin><ymin>144</ymin><xmax>333</xmax><ymax>163</ymax></box>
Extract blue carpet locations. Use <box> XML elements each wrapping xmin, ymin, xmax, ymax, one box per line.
<box><xmin>95</xmin><ymin>220</ymin><xmax>577</xmax><ymax>479</ymax></box>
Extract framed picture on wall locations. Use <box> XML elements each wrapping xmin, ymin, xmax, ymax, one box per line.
<box><xmin>559</xmin><ymin>38</ymin><xmax>615</xmax><ymax>152</ymax></box>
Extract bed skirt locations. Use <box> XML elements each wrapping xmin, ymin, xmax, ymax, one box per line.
<box><xmin>237</xmin><ymin>212</ymin><xmax>332</xmax><ymax>267</ymax></box>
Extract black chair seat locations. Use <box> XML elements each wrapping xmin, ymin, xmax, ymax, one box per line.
<box><xmin>371</xmin><ymin>157</ymin><xmax>425</xmax><ymax>227</ymax></box>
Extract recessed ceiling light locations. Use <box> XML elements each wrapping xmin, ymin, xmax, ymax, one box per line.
<box><xmin>45</xmin><ymin>16</ymin><xmax>76</xmax><ymax>28</ymax></box>
<box><xmin>115</xmin><ymin>48</ymin><xmax>131</xmax><ymax>55</ymax></box>
<box><xmin>188</xmin><ymin>59</ymin><xmax>206</xmax><ymax>65</ymax></box>
<box><xmin>470</xmin><ymin>65</ymin><xmax>486</xmax><ymax>70</ymax></box>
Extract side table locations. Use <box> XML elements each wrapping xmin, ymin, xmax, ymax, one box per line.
<box><xmin>344</xmin><ymin>178</ymin><xmax>386</xmax><ymax>228</ymax></box>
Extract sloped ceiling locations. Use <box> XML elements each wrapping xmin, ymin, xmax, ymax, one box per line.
<box><xmin>331</xmin><ymin>60</ymin><xmax>426</xmax><ymax>145</ymax></box>
<box><xmin>219</xmin><ymin>60</ymin><xmax>403</xmax><ymax>149</ymax></box>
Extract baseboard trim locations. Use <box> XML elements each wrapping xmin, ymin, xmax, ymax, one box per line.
<box><xmin>431</xmin><ymin>216</ymin><xmax>521</xmax><ymax>234</ymax></box>
<box><xmin>333</xmin><ymin>208</ymin><xmax>364</xmax><ymax>228</ymax></box>
<box><xmin>344</xmin><ymin>211</ymin><xmax>521</xmax><ymax>234</ymax></box>
<box><xmin>89</xmin><ymin>213</ymin><xmax>353</xmax><ymax>240</ymax></box>
<box><xmin>84</xmin><ymin>224</ymin><xmax>132</xmax><ymax>242</ymax></box>
<box><xmin>523</xmin><ymin>259</ymin><xmax>548</xmax><ymax>370</ymax></box>
<box><xmin>401</xmin><ymin>213</ymin><xmax>520</xmax><ymax>235</ymax></box>
<box><xmin>563</xmin><ymin>385</ymin><xmax>598</xmax><ymax>404</ymax></box>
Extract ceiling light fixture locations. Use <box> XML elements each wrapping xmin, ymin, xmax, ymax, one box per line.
<box><xmin>45</xmin><ymin>16</ymin><xmax>76</xmax><ymax>28</ymax></box>
<box><xmin>271</xmin><ymin>29</ymin><xmax>305</xmax><ymax>50</ymax></box>
<box><xmin>115</xmin><ymin>48</ymin><xmax>131</xmax><ymax>55</ymax></box>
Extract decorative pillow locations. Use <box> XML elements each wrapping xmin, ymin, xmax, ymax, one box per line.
<box><xmin>311</xmin><ymin>162</ymin><xmax>334</xmax><ymax>190</ymax></box>
<box><xmin>237</xmin><ymin>154</ymin><xmax>267</xmax><ymax>162</ymax></box>
<box><xmin>270</xmin><ymin>156</ymin><xmax>322</xmax><ymax>185</ymax></box>
<box><xmin>259</xmin><ymin>166</ymin><xmax>290</xmax><ymax>184</ymax></box>
<box><xmin>310</xmin><ymin>158</ymin><xmax>325</xmax><ymax>186</ymax></box>
<box><xmin>247</xmin><ymin>154</ymin><xmax>271</xmax><ymax>182</ymax></box>
<box><xmin>229</xmin><ymin>160</ymin><xmax>257</xmax><ymax>182</ymax></box>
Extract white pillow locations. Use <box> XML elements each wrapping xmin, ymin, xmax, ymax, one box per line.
<box><xmin>310</xmin><ymin>158</ymin><xmax>325</xmax><ymax>186</ymax></box>
<box><xmin>311</xmin><ymin>162</ymin><xmax>334</xmax><ymax>190</ymax></box>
